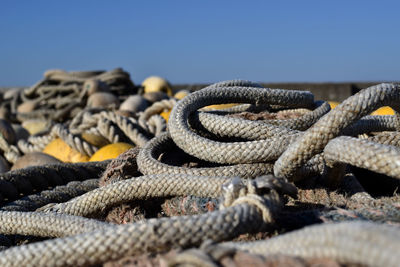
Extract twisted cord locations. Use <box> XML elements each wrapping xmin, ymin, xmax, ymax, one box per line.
<box><xmin>51</xmin><ymin>124</ymin><xmax>98</xmax><ymax>156</ymax></box>
<box><xmin>97</xmin><ymin>117</ymin><xmax>123</xmax><ymax>144</ymax></box>
<box><xmin>146</xmin><ymin>114</ymin><xmax>167</xmax><ymax>136</ymax></box>
<box><xmin>0</xmin><ymin>135</ymin><xmax>21</xmax><ymax>163</ymax></box>
<box><xmin>138</xmin><ymin>98</ymin><xmax>177</xmax><ymax>130</ymax></box>
<box><xmin>69</xmin><ymin>109</ymin><xmax>100</xmax><ymax>134</ymax></box>
<box><xmin>17</xmin><ymin>134</ymin><xmax>54</xmax><ymax>154</ymax></box>
<box><xmin>28</xmin><ymin>134</ymin><xmax>53</xmax><ymax>146</ymax></box>
<box><xmin>17</xmin><ymin>139</ymin><xmax>42</xmax><ymax>154</ymax></box>
<box><xmin>100</xmin><ymin>111</ymin><xmax>149</xmax><ymax>146</ymax></box>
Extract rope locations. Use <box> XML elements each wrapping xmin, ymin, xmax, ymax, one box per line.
<box><xmin>51</xmin><ymin>124</ymin><xmax>98</xmax><ymax>156</ymax></box>
<box><xmin>0</xmin><ymin>175</ymin><xmax>290</xmax><ymax>267</ymax></box>
<box><xmin>0</xmin><ymin>161</ymin><xmax>108</xmax><ymax>203</ymax></box>
<box><xmin>1</xmin><ymin>179</ymin><xmax>98</xmax><ymax>212</ymax></box>
<box><xmin>274</xmin><ymin>83</ymin><xmax>400</xmax><ymax>178</ymax></box>
<box><xmin>218</xmin><ymin>221</ymin><xmax>400</xmax><ymax>267</ymax></box>
<box><xmin>0</xmin><ymin>79</ymin><xmax>399</xmax><ymax>266</ymax></box>
<box><xmin>100</xmin><ymin>111</ymin><xmax>149</xmax><ymax>146</ymax></box>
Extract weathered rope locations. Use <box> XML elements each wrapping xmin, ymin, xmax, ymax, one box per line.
<box><xmin>0</xmin><ymin>161</ymin><xmax>108</xmax><ymax>203</ymax></box>
<box><xmin>0</xmin><ymin>211</ymin><xmax>108</xmax><ymax>238</ymax></box>
<box><xmin>168</xmin><ymin>82</ymin><xmax>315</xmax><ymax>165</ymax></box>
<box><xmin>138</xmin><ymin>98</ymin><xmax>176</xmax><ymax>130</ymax></box>
<box><xmin>42</xmin><ymin>174</ymin><xmax>233</xmax><ymax>217</ymax></box>
<box><xmin>324</xmin><ymin>136</ymin><xmax>400</xmax><ymax>179</ymax></box>
<box><xmin>0</xmin><ymin>176</ymin><xmax>293</xmax><ymax>267</ymax></box>
<box><xmin>217</xmin><ymin>221</ymin><xmax>400</xmax><ymax>267</ymax></box>
<box><xmin>51</xmin><ymin>124</ymin><xmax>98</xmax><ymax>156</ymax></box>
<box><xmin>17</xmin><ymin>134</ymin><xmax>53</xmax><ymax>154</ymax></box>
<box><xmin>137</xmin><ymin>133</ymin><xmax>275</xmax><ymax>179</ymax></box>
<box><xmin>100</xmin><ymin>111</ymin><xmax>149</xmax><ymax>146</ymax></box>
<box><xmin>1</xmin><ymin>179</ymin><xmax>99</xmax><ymax>212</ymax></box>
<box><xmin>0</xmin><ymin>134</ymin><xmax>21</xmax><ymax>164</ymax></box>
<box><xmin>274</xmin><ymin>83</ymin><xmax>400</xmax><ymax>179</ymax></box>
<box><xmin>367</xmin><ymin>131</ymin><xmax>400</xmax><ymax>147</ymax></box>
<box><xmin>97</xmin><ymin>117</ymin><xmax>124</xmax><ymax>144</ymax></box>
<box><xmin>1</xmin><ymin>78</ymin><xmax>399</xmax><ymax>266</ymax></box>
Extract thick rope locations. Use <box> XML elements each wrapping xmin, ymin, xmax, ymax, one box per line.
<box><xmin>0</xmin><ymin>175</ymin><xmax>291</xmax><ymax>267</ymax></box>
<box><xmin>218</xmin><ymin>221</ymin><xmax>400</xmax><ymax>267</ymax></box>
<box><xmin>0</xmin><ymin>161</ymin><xmax>108</xmax><ymax>203</ymax></box>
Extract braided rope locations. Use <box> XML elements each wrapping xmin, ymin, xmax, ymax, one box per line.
<box><xmin>137</xmin><ymin>132</ymin><xmax>275</xmax><ymax>179</ymax></box>
<box><xmin>0</xmin><ymin>161</ymin><xmax>108</xmax><ymax>203</ymax></box>
<box><xmin>1</xmin><ymin>79</ymin><xmax>399</xmax><ymax>266</ymax></box>
<box><xmin>368</xmin><ymin>131</ymin><xmax>400</xmax><ymax>147</ymax></box>
<box><xmin>0</xmin><ymin>176</ymin><xmax>291</xmax><ymax>267</ymax></box>
<box><xmin>42</xmin><ymin>174</ymin><xmax>232</xmax><ymax>216</ymax></box>
<box><xmin>168</xmin><ymin>83</ymin><xmax>314</xmax><ymax>164</ymax></box>
<box><xmin>1</xmin><ymin>179</ymin><xmax>98</xmax><ymax>212</ymax></box>
<box><xmin>324</xmin><ymin>136</ymin><xmax>400</xmax><ymax>179</ymax></box>
<box><xmin>0</xmin><ymin>211</ymin><xmax>108</xmax><ymax>238</ymax></box>
<box><xmin>274</xmin><ymin>83</ymin><xmax>400</xmax><ymax>178</ymax></box>
<box><xmin>218</xmin><ymin>221</ymin><xmax>400</xmax><ymax>267</ymax></box>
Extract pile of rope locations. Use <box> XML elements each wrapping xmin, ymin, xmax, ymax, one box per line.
<box><xmin>0</xmin><ymin>78</ymin><xmax>399</xmax><ymax>267</ymax></box>
<box><xmin>0</xmin><ymin>69</ymin><xmax>178</xmax><ymax>166</ymax></box>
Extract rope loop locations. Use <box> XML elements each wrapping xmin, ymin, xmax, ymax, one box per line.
<box><xmin>220</xmin><ymin>175</ymin><xmax>297</xmax><ymax>223</ymax></box>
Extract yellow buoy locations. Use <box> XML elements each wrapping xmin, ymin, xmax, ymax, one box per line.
<box><xmin>371</xmin><ymin>106</ymin><xmax>395</xmax><ymax>116</ymax></box>
<box><xmin>160</xmin><ymin>109</ymin><xmax>172</xmax><ymax>122</ymax></box>
<box><xmin>89</xmin><ymin>142</ymin><xmax>134</xmax><ymax>162</ymax></box>
<box><xmin>328</xmin><ymin>101</ymin><xmax>340</xmax><ymax>109</ymax></box>
<box><xmin>142</xmin><ymin>76</ymin><xmax>172</xmax><ymax>96</ymax></box>
<box><xmin>43</xmin><ymin>138</ymin><xmax>90</xmax><ymax>163</ymax></box>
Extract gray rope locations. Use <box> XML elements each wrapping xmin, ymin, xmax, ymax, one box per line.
<box><xmin>0</xmin><ymin>161</ymin><xmax>108</xmax><ymax>203</ymax></box>
<box><xmin>0</xmin><ymin>211</ymin><xmax>108</xmax><ymax>238</ymax></box>
<box><xmin>1</xmin><ymin>179</ymin><xmax>99</xmax><ymax>212</ymax></box>
<box><xmin>100</xmin><ymin>111</ymin><xmax>149</xmax><ymax>146</ymax></box>
<box><xmin>218</xmin><ymin>221</ymin><xmax>400</xmax><ymax>267</ymax></box>
<box><xmin>274</xmin><ymin>83</ymin><xmax>400</xmax><ymax>178</ymax></box>
<box><xmin>0</xmin><ymin>176</ymin><xmax>292</xmax><ymax>267</ymax></box>
<box><xmin>168</xmin><ymin>82</ymin><xmax>314</xmax><ymax>164</ymax></box>
<box><xmin>324</xmin><ymin>136</ymin><xmax>400</xmax><ymax>179</ymax></box>
<box><xmin>137</xmin><ymin>133</ymin><xmax>275</xmax><ymax>179</ymax></box>
<box><xmin>51</xmin><ymin>124</ymin><xmax>98</xmax><ymax>156</ymax></box>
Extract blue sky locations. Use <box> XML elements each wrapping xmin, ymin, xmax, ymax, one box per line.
<box><xmin>1</xmin><ymin>0</ymin><xmax>399</xmax><ymax>86</ymax></box>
